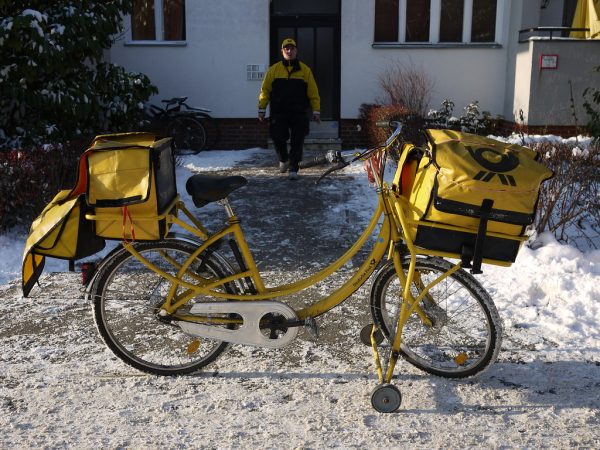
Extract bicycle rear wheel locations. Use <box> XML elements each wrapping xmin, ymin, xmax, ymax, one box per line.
<box><xmin>168</xmin><ymin>116</ymin><xmax>206</xmax><ymax>155</ymax></box>
<box><xmin>91</xmin><ymin>239</ymin><xmax>239</xmax><ymax>375</ymax></box>
<box><xmin>194</xmin><ymin>113</ymin><xmax>219</xmax><ymax>150</ymax></box>
<box><xmin>370</xmin><ymin>257</ymin><xmax>502</xmax><ymax>378</ymax></box>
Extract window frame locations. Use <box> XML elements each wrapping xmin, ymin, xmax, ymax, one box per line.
<box><xmin>127</xmin><ymin>0</ymin><xmax>187</xmax><ymax>46</ymax></box>
<box><xmin>374</xmin><ymin>0</ymin><xmax>504</xmax><ymax>47</ymax></box>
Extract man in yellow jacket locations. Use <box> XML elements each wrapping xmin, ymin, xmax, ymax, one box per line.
<box><xmin>258</xmin><ymin>38</ymin><xmax>320</xmax><ymax>180</ymax></box>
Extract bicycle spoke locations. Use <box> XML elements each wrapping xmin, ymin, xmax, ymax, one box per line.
<box><xmin>371</xmin><ymin>259</ymin><xmax>501</xmax><ymax>378</ymax></box>
<box><xmin>92</xmin><ymin>240</ymin><xmax>238</xmax><ymax>375</ymax></box>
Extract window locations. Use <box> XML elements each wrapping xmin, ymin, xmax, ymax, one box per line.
<box><xmin>374</xmin><ymin>0</ymin><xmax>399</xmax><ymax>42</ymax></box>
<box><xmin>374</xmin><ymin>0</ymin><xmax>499</xmax><ymax>44</ymax></box>
<box><xmin>406</xmin><ymin>0</ymin><xmax>430</xmax><ymax>42</ymax></box>
<box><xmin>132</xmin><ymin>0</ymin><xmax>155</xmax><ymax>40</ymax></box>
<box><xmin>440</xmin><ymin>0</ymin><xmax>464</xmax><ymax>42</ymax></box>
<box><xmin>471</xmin><ymin>0</ymin><xmax>496</xmax><ymax>42</ymax></box>
<box><xmin>132</xmin><ymin>0</ymin><xmax>186</xmax><ymax>41</ymax></box>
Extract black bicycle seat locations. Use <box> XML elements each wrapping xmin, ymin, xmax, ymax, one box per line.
<box><xmin>185</xmin><ymin>175</ymin><xmax>248</xmax><ymax>207</ymax></box>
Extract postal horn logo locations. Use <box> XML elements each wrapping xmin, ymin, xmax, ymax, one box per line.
<box><xmin>465</xmin><ymin>146</ymin><xmax>519</xmax><ymax>186</ymax></box>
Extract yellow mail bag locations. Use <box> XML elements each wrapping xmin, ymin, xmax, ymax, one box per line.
<box><xmin>22</xmin><ymin>190</ymin><xmax>105</xmax><ymax>296</ymax></box>
<box><xmin>85</xmin><ymin>132</ymin><xmax>178</xmax><ymax>241</ymax></box>
<box><xmin>397</xmin><ymin>129</ymin><xmax>553</xmax><ymax>268</ymax></box>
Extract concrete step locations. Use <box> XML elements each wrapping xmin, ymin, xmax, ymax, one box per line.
<box><xmin>267</xmin><ymin>121</ymin><xmax>342</xmax><ymax>151</ymax></box>
<box><xmin>268</xmin><ymin>137</ymin><xmax>343</xmax><ymax>151</ymax></box>
<box><xmin>308</xmin><ymin>120</ymin><xmax>339</xmax><ymax>139</ymax></box>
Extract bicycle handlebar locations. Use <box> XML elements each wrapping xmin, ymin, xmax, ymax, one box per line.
<box><xmin>162</xmin><ymin>96</ymin><xmax>188</xmax><ymax>105</ymax></box>
<box><xmin>375</xmin><ymin>120</ymin><xmax>402</xmax><ymax>129</ymax></box>
<box><xmin>385</xmin><ymin>122</ymin><xmax>403</xmax><ymax>147</ymax></box>
<box><xmin>300</xmin><ymin>150</ymin><xmax>342</xmax><ymax>169</ymax></box>
<box><xmin>149</xmin><ymin>97</ymin><xmax>213</xmax><ymax>120</ymax></box>
<box><xmin>316</xmin><ymin>159</ymin><xmax>350</xmax><ymax>184</ymax></box>
<box><xmin>316</xmin><ymin>120</ymin><xmax>407</xmax><ymax>184</ymax></box>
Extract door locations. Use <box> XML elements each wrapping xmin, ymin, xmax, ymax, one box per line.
<box><xmin>270</xmin><ymin>2</ymin><xmax>341</xmax><ymax>122</ymax></box>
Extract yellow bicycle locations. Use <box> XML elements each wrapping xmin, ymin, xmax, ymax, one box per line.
<box><xmin>88</xmin><ymin>121</ymin><xmax>510</xmax><ymax>413</ymax></box>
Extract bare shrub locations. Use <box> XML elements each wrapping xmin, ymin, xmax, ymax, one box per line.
<box><xmin>377</xmin><ymin>61</ymin><xmax>434</xmax><ymax>115</ymax></box>
<box><xmin>533</xmin><ymin>141</ymin><xmax>600</xmax><ymax>249</ymax></box>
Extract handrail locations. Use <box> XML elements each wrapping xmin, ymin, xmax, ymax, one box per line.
<box><xmin>518</xmin><ymin>26</ymin><xmax>590</xmax><ymax>43</ymax></box>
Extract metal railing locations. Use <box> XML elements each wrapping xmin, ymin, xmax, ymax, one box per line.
<box><xmin>518</xmin><ymin>26</ymin><xmax>590</xmax><ymax>43</ymax></box>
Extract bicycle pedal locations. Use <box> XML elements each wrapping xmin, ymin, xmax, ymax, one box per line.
<box><xmin>304</xmin><ymin>317</ymin><xmax>319</xmax><ymax>339</ymax></box>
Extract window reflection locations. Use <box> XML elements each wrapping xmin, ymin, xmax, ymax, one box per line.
<box><xmin>440</xmin><ymin>0</ymin><xmax>464</xmax><ymax>42</ymax></box>
<box><xmin>406</xmin><ymin>0</ymin><xmax>431</xmax><ymax>42</ymax></box>
<box><xmin>132</xmin><ymin>0</ymin><xmax>155</xmax><ymax>40</ymax></box>
<box><xmin>164</xmin><ymin>0</ymin><xmax>185</xmax><ymax>40</ymax></box>
<box><xmin>374</xmin><ymin>0</ymin><xmax>399</xmax><ymax>42</ymax></box>
<box><xmin>131</xmin><ymin>0</ymin><xmax>186</xmax><ymax>41</ymax></box>
<box><xmin>472</xmin><ymin>0</ymin><xmax>496</xmax><ymax>42</ymax></box>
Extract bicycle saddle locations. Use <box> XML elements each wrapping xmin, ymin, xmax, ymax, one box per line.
<box><xmin>185</xmin><ymin>174</ymin><xmax>248</xmax><ymax>207</ymax></box>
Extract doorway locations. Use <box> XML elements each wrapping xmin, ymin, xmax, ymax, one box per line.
<box><xmin>270</xmin><ymin>1</ymin><xmax>341</xmax><ymax>126</ymax></box>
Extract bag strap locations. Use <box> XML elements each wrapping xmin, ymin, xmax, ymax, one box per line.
<box><xmin>70</xmin><ymin>148</ymin><xmax>94</xmax><ymax>198</ymax></box>
<box><xmin>470</xmin><ymin>199</ymin><xmax>494</xmax><ymax>274</ymax></box>
<box><xmin>121</xmin><ymin>206</ymin><xmax>136</xmax><ymax>243</ymax></box>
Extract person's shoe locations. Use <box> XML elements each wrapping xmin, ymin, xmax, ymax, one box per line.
<box><xmin>288</xmin><ymin>171</ymin><xmax>299</xmax><ymax>180</ymax></box>
<box><xmin>278</xmin><ymin>161</ymin><xmax>289</xmax><ymax>173</ymax></box>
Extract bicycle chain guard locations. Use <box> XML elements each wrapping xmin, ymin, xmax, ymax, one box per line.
<box><xmin>175</xmin><ymin>301</ymin><xmax>299</xmax><ymax>348</ymax></box>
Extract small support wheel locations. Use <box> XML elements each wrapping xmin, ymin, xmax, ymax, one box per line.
<box><xmin>371</xmin><ymin>383</ymin><xmax>402</xmax><ymax>413</ymax></box>
<box><xmin>360</xmin><ymin>324</ymin><xmax>384</xmax><ymax>346</ymax></box>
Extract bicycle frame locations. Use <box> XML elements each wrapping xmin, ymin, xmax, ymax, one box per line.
<box><xmin>122</xmin><ymin>193</ymin><xmax>393</xmax><ymax>318</ymax></box>
<box><xmin>104</xmin><ymin>125</ymin><xmax>515</xmax><ymax>385</ymax></box>
<box><xmin>114</xmin><ymin>127</ymin><xmax>396</xmax><ymax>310</ymax></box>
<box><xmin>112</xmin><ymin>150</ymin><xmax>457</xmax><ymax>381</ymax></box>
<box><xmin>79</xmin><ymin>122</ymin><xmax>526</xmax><ymax>411</ymax></box>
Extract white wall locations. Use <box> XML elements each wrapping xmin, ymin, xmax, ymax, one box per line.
<box><xmin>108</xmin><ymin>0</ymin><xmax>568</xmax><ymax>124</ymax></box>
<box><xmin>521</xmin><ymin>0</ymin><xmax>542</xmax><ymax>28</ymax></box>
<box><xmin>109</xmin><ymin>0</ymin><xmax>270</xmax><ymax>117</ymax></box>
<box><xmin>539</xmin><ymin>0</ymin><xmax>565</xmax><ymax>26</ymax></box>
<box><xmin>503</xmin><ymin>0</ymin><xmax>524</xmax><ymax>120</ymax></box>
<box><xmin>524</xmin><ymin>40</ymin><xmax>600</xmax><ymax>125</ymax></box>
<box><xmin>506</xmin><ymin>1</ymin><xmax>600</xmax><ymax>126</ymax></box>
<box><xmin>340</xmin><ymin>0</ymin><xmax>514</xmax><ymax>120</ymax></box>
<box><xmin>512</xmin><ymin>43</ymin><xmax>534</xmax><ymax>123</ymax></box>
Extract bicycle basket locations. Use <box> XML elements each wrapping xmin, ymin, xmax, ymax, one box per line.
<box><xmin>85</xmin><ymin>132</ymin><xmax>178</xmax><ymax>241</ymax></box>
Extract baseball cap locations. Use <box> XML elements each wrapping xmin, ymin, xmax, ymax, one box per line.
<box><xmin>281</xmin><ymin>38</ymin><xmax>297</xmax><ymax>48</ymax></box>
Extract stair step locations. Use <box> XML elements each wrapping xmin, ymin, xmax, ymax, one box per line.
<box><xmin>268</xmin><ymin>138</ymin><xmax>342</xmax><ymax>151</ymax></box>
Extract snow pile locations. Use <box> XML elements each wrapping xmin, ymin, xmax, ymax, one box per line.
<box><xmin>490</xmin><ymin>132</ymin><xmax>594</xmax><ymax>149</ymax></box>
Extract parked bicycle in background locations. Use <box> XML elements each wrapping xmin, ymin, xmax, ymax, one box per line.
<box><xmin>145</xmin><ymin>97</ymin><xmax>218</xmax><ymax>155</ymax></box>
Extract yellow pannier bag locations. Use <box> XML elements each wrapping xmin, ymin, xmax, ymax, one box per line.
<box><xmin>395</xmin><ymin>129</ymin><xmax>553</xmax><ymax>269</ymax></box>
<box><xmin>22</xmin><ymin>190</ymin><xmax>106</xmax><ymax>296</ymax></box>
<box><xmin>85</xmin><ymin>132</ymin><xmax>178</xmax><ymax>241</ymax></box>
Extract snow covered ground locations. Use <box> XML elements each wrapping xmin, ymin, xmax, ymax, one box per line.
<box><xmin>1</xmin><ymin>139</ymin><xmax>599</xmax><ymax>448</ymax></box>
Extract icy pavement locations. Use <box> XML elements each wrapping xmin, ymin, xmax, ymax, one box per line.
<box><xmin>1</xmin><ymin>148</ymin><xmax>599</xmax><ymax>448</ymax></box>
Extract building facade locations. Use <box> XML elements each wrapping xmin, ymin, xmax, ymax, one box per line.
<box><xmin>108</xmin><ymin>0</ymin><xmax>600</xmax><ymax>148</ymax></box>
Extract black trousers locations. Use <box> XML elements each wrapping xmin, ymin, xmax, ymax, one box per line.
<box><xmin>269</xmin><ymin>111</ymin><xmax>309</xmax><ymax>172</ymax></box>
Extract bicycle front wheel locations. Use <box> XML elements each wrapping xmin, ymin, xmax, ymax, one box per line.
<box><xmin>168</xmin><ymin>116</ymin><xmax>206</xmax><ymax>155</ymax></box>
<box><xmin>370</xmin><ymin>257</ymin><xmax>502</xmax><ymax>378</ymax></box>
<box><xmin>91</xmin><ymin>240</ymin><xmax>240</xmax><ymax>375</ymax></box>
